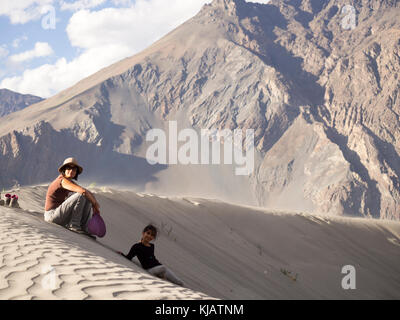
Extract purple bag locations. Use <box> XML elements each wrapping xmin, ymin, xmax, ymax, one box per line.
<box><xmin>87</xmin><ymin>213</ymin><xmax>106</xmax><ymax>238</ymax></box>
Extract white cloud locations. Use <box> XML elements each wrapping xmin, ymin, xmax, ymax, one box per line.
<box><xmin>0</xmin><ymin>46</ymin><xmax>10</xmax><ymax>79</ymax></box>
<box><xmin>60</xmin><ymin>0</ymin><xmax>107</xmax><ymax>11</ymax></box>
<box><xmin>0</xmin><ymin>0</ymin><xmax>55</xmax><ymax>24</ymax></box>
<box><xmin>110</xmin><ymin>0</ymin><xmax>133</xmax><ymax>5</ymax></box>
<box><xmin>0</xmin><ymin>46</ymin><xmax>9</xmax><ymax>59</ymax></box>
<box><xmin>12</xmin><ymin>36</ymin><xmax>29</xmax><ymax>49</ymax></box>
<box><xmin>1</xmin><ymin>58</ymin><xmax>68</xmax><ymax>97</ymax></box>
<box><xmin>2</xmin><ymin>0</ymin><xmax>212</xmax><ymax>97</ymax></box>
<box><xmin>9</xmin><ymin>42</ymin><xmax>54</xmax><ymax>63</ymax></box>
<box><xmin>66</xmin><ymin>0</ymin><xmax>211</xmax><ymax>51</ymax></box>
<box><xmin>0</xmin><ymin>44</ymin><xmax>133</xmax><ymax>97</ymax></box>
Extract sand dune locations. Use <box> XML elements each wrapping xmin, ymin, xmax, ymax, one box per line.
<box><xmin>1</xmin><ymin>185</ymin><xmax>400</xmax><ymax>300</ymax></box>
<box><xmin>0</xmin><ymin>199</ymin><xmax>212</xmax><ymax>300</ymax></box>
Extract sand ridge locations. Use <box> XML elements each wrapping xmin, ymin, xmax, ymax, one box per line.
<box><xmin>1</xmin><ymin>185</ymin><xmax>400</xmax><ymax>299</ymax></box>
<box><xmin>0</xmin><ymin>205</ymin><xmax>213</xmax><ymax>300</ymax></box>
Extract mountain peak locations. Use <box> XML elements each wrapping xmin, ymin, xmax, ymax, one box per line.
<box><xmin>211</xmin><ymin>0</ymin><xmax>245</xmax><ymax>6</ymax></box>
<box><xmin>0</xmin><ymin>88</ymin><xmax>43</xmax><ymax>118</ymax></box>
<box><xmin>205</xmin><ymin>0</ymin><xmax>247</xmax><ymax>16</ymax></box>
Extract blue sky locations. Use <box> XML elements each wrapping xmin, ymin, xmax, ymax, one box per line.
<box><xmin>0</xmin><ymin>0</ymin><xmax>269</xmax><ymax>98</ymax></box>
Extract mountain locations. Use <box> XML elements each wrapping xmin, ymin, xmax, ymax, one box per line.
<box><xmin>0</xmin><ymin>88</ymin><xmax>43</xmax><ymax>117</ymax></box>
<box><xmin>0</xmin><ymin>0</ymin><xmax>399</xmax><ymax>219</ymax></box>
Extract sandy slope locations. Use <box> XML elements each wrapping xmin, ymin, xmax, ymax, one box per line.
<box><xmin>0</xmin><ymin>195</ymin><xmax>212</xmax><ymax>300</ymax></box>
<box><xmin>1</xmin><ymin>185</ymin><xmax>400</xmax><ymax>300</ymax></box>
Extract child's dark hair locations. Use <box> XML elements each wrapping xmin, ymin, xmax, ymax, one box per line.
<box><xmin>143</xmin><ymin>224</ymin><xmax>158</xmax><ymax>238</ymax></box>
<box><xmin>61</xmin><ymin>168</ymin><xmax>79</xmax><ymax>181</ymax></box>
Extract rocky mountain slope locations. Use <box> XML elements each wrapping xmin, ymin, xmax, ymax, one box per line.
<box><xmin>0</xmin><ymin>0</ymin><xmax>399</xmax><ymax>219</ymax></box>
<box><xmin>0</xmin><ymin>88</ymin><xmax>43</xmax><ymax>118</ymax></box>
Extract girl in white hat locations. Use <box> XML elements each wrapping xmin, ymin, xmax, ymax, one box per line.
<box><xmin>44</xmin><ymin>157</ymin><xmax>100</xmax><ymax>236</ymax></box>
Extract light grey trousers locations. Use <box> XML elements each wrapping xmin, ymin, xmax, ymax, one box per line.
<box><xmin>147</xmin><ymin>265</ymin><xmax>184</xmax><ymax>286</ymax></box>
<box><xmin>44</xmin><ymin>192</ymin><xmax>92</xmax><ymax>230</ymax></box>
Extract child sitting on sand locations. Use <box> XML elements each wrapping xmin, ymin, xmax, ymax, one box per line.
<box><xmin>119</xmin><ymin>224</ymin><xmax>184</xmax><ymax>286</ymax></box>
